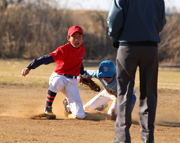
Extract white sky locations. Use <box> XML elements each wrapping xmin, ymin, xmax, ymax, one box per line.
<box><xmin>58</xmin><ymin>0</ymin><xmax>111</xmax><ymax>11</ymax></box>
<box><xmin>57</xmin><ymin>0</ymin><xmax>180</xmax><ymax>12</ymax></box>
<box><xmin>164</xmin><ymin>0</ymin><xmax>180</xmax><ymax>12</ymax></box>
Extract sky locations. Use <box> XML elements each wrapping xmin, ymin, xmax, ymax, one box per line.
<box><xmin>58</xmin><ymin>0</ymin><xmax>111</xmax><ymax>11</ymax></box>
<box><xmin>57</xmin><ymin>0</ymin><xmax>180</xmax><ymax>12</ymax></box>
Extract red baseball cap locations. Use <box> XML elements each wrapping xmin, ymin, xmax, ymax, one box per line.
<box><xmin>68</xmin><ymin>25</ymin><xmax>84</xmax><ymax>36</ymax></box>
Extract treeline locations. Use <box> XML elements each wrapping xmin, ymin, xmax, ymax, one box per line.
<box><xmin>0</xmin><ymin>7</ymin><xmax>116</xmax><ymax>60</ymax></box>
<box><xmin>159</xmin><ymin>14</ymin><xmax>180</xmax><ymax>63</ymax></box>
<box><xmin>0</xmin><ymin>6</ymin><xmax>180</xmax><ymax>63</ymax></box>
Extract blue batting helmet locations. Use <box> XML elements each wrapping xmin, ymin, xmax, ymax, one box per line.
<box><xmin>98</xmin><ymin>60</ymin><xmax>116</xmax><ymax>78</ymax></box>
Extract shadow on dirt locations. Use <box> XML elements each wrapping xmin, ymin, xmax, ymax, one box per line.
<box><xmin>155</xmin><ymin>121</ymin><xmax>180</xmax><ymax>127</ymax></box>
<box><xmin>132</xmin><ymin>120</ymin><xmax>180</xmax><ymax>127</ymax></box>
<box><xmin>30</xmin><ymin>111</ymin><xmax>113</xmax><ymax>121</ymax></box>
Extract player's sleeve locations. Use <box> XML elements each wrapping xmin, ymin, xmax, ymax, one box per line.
<box><xmin>27</xmin><ymin>54</ymin><xmax>54</xmax><ymax>70</ymax></box>
<box><xmin>80</xmin><ymin>63</ymin><xmax>85</xmax><ymax>75</ymax></box>
<box><xmin>85</xmin><ymin>70</ymin><xmax>99</xmax><ymax>79</ymax></box>
<box><xmin>107</xmin><ymin>0</ymin><xmax>124</xmax><ymax>42</ymax></box>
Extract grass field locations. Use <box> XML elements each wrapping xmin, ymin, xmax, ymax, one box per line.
<box><xmin>0</xmin><ymin>59</ymin><xmax>179</xmax><ymax>90</ymax></box>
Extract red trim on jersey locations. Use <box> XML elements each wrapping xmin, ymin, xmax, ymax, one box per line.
<box><xmin>50</xmin><ymin>42</ymin><xmax>85</xmax><ymax>76</ymax></box>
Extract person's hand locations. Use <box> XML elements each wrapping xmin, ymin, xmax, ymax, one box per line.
<box><xmin>21</xmin><ymin>68</ymin><xmax>30</xmax><ymax>76</ymax></box>
<box><xmin>77</xmin><ymin>76</ymin><xmax>82</xmax><ymax>83</ymax></box>
<box><xmin>113</xmin><ymin>41</ymin><xmax>119</xmax><ymax>48</ymax></box>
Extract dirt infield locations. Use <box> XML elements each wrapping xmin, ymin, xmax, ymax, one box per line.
<box><xmin>0</xmin><ymin>84</ymin><xmax>180</xmax><ymax>143</ymax></box>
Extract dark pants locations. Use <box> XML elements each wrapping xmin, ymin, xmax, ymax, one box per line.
<box><xmin>115</xmin><ymin>45</ymin><xmax>158</xmax><ymax>143</ymax></box>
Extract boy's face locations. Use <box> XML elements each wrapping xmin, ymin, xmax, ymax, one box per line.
<box><xmin>67</xmin><ymin>32</ymin><xmax>84</xmax><ymax>48</ymax></box>
<box><xmin>102</xmin><ymin>77</ymin><xmax>113</xmax><ymax>83</ymax></box>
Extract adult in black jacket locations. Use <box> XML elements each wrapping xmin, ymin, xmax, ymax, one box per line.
<box><xmin>107</xmin><ymin>0</ymin><xmax>166</xmax><ymax>143</ymax></box>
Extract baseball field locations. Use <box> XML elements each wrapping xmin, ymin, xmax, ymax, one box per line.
<box><xmin>0</xmin><ymin>59</ymin><xmax>180</xmax><ymax>143</ymax></box>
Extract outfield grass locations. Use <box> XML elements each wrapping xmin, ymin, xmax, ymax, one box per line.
<box><xmin>0</xmin><ymin>59</ymin><xmax>179</xmax><ymax>90</ymax></box>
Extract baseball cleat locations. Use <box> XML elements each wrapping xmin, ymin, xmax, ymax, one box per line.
<box><xmin>44</xmin><ymin>106</ymin><xmax>56</xmax><ymax>119</ymax></box>
<box><xmin>63</xmin><ymin>99</ymin><xmax>72</xmax><ymax>117</ymax></box>
<box><xmin>44</xmin><ymin>106</ymin><xmax>53</xmax><ymax>114</ymax></box>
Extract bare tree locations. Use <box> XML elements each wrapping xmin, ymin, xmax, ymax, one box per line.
<box><xmin>0</xmin><ymin>0</ymin><xmax>24</xmax><ymax>11</ymax></box>
<box><xmin>0</xmin><ymin>0</ymin><xmax>8</xmax><ymax>11</ymax></box>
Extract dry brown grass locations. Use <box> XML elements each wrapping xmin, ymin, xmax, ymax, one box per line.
<box><xmin>1</xmin><ymin>7</ymin><xmax>179</xmax><ymax>62</ymax></box>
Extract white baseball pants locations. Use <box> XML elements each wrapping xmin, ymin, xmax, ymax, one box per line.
<box><xmin>83</xmin><ymin>89</ymin><xmax>117</xmax><ymax>116</ymax></box>
<box><xmin>48</xmin><ymin>72</ymin><xmax>85</xmax><ymax>119</ymax></box>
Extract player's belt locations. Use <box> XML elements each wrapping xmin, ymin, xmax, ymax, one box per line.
<box><xmin>63</xmin><ymin>74</ymin><xmax>77</xmax><ymax>79</ymax></box>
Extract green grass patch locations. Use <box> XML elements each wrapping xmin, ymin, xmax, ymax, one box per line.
<box><xmin>0</xmin><ymin>59</ymin><xmax>180</xmax><ymax>90</ymax></box>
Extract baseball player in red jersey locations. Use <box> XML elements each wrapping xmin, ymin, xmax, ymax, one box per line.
<box><xmin>22</xmin><ymin>25</ymin><xmax>86</xmax><ymax>119</ymax></box>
